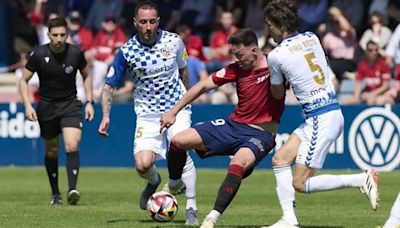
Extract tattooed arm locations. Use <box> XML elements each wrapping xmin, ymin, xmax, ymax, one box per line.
<box><xmin>98</xmin><ymin>84</ymin><xmax>116</xmax><ymax>136</ymax></box>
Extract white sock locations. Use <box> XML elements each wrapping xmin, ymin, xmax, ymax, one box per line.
<box><xmin>182</xmin><ymin>154</ymin><xmax>197</xmax><ymax>210</ymax></box>
<box><xmin>207</xmin><ymin>210</ymin><xmax>221</xmax><ymax>222</ymax></box>
<box><xmin>384</xmin><ymin>193</ymin><xmax>400</xmax><ymax>228</ymax></box>
<box><xmin>304</xmin><ymin>173</ymin><xmax>365</xmax><ymax>193</ymax></box>
<box><xmin>273</xmin><ymin>165</ymin><xmax>298</xmax><ymax>225</ymax></box>
<box><xmin>138</xmin><ymin>165</ymin><xmax>160</xmax><ymax>185</ymax></box>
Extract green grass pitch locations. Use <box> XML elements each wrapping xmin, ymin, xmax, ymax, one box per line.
<box><xmin>0</xmin><ymin>167</ymin><xmax>398</xmax><ymax>227</ymax></box>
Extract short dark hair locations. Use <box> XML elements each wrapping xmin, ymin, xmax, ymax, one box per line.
<box><xmin>135</xmin><ymin>0</ymin><xmax>159</xmax><ymax>17</ymax></box>
<box><xmin>264</xmin><ymin>0</ymin><xmax>298</xmax><ymax>34</ymax></box>
<box><xmin>47</xmin><ymin>17</ymin><xmax>67</xmax><ymax>31</ymax></box>
<box><xmin>228</xmin><ymin>29</ymin><xmax>258</xmax><ymax>47</ymax></box>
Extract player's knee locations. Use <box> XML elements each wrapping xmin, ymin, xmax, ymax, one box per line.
<box><xmin>136</xmin><ymin>162</ymin><xmax>152</xmax><ymax>174</ymax></box>
<box><xmin>64</xmin><ymin>141</ymin><xmax>79</xmax><ymax>152</ymax></box>
<box><xmin>170</xmin><ymin>136</ymin><xmax>186</xmax><ymax>152</ymax></box>
<box><xmin>46</xmin><ymin>148</ymin><xmax>59</xmax><ymax>158</ymax></box>
<box><xmin>292</xmin><ymin>179</ymin><xmax>306</xmax><ymax>193</ymax></box>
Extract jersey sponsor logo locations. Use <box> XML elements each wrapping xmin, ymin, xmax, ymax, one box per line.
<box><xmin>107</xmin><ymin>66</ymin><xmax>115</xmax><ymax>78</ymax></box>
<box><xmin>64</xmin><ymin>65</ymin><xmax>74</xmax><ymax>74</ymax></box>
<box><xmin>349</xmin><ymin>106</ymin><xmax>400</xmax><ymax>171</ymax></box>
<box><xmin>147</xmin><ymin>64</ymin><xmax>174</xmax><ymax>74</ymax></box>
<box><xmin>44</xmin><ymin>57</ymin><xmax>50</xmax><ymax>63</ymax></box>
<box><xmin>256</xmin><ymin>74</ymin><xmax>269</xmax><ymax>84</ymax></box>
<box><xmin>215</xmin><ymin>68</ymin><xmax>226</xmax><ymax>78</ymax></box>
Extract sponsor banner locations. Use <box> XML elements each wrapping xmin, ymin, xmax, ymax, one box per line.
<box><xmin>0</xmin><ymin>103</ymin><xmax>399</xmax><ymax>170</ymax></box>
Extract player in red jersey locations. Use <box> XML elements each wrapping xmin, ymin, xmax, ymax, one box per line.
<box><xmin>159</xmin><ymin>29</ymin><xmax>285</xmax><ymax>228</ymax></box>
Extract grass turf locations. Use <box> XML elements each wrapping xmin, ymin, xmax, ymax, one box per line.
<box><xmin>0</xmin><ymin>167</ymin><xmax>398</xmax><ymax>227</ymax></box>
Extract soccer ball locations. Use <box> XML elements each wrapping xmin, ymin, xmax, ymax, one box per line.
<box><xmin>147</xmin><ymin>191</ymin><xmax>178</xmax><ymax>222</ymax></box>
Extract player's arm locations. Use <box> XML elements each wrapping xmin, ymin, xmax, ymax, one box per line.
<box><xmin>179</xmin><ymin>67</ymin><xmax>189</xmax><ymax>90</ymax></box>
<box><xmin>98</xmin><ymin>49</ymin><xmax>127</xmax><ymax>136</ymax></box>
<box><xmin>80</xmin><ymin>65</ymin><xmax>95</xmax><ymax>121</ymax></box>
<box><xmin>160</xmin><ymin>76</ymin><xmax>218</xmax><ymax>132</ymax></box>
<box><xmin>268</xmin><ymin>54</ymin><xmax>286</xmax><ymax>100</ymax></box>
<box><xmin>19</xmin><ymin>68</ymin><xmax>37</xmax><ymax>121</ymax></box>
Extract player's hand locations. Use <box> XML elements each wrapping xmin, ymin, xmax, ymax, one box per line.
<box><xmin>159</xmin><ymin>111</ymin><xmax>177</xmax><ymax>133</ymax></box>
<box><xmin>85</xmin><ymin>103</ymin><xmax>95</xmax><ymax>121</ymax></box>
<box><xmin>25</xmin><ymin>105</ymin><xmax>37</xmax><ymax>121</ymax></box>
<box><xmin>98</xmin><ymin>116</ymin><xmax>110</xmax><ymax>137</ymax></box>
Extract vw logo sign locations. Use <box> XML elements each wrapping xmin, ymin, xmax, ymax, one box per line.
<box><xmin>349</xmin><ymin>107</ymin><xmax>400</xmax><ymax>171</ymax></box>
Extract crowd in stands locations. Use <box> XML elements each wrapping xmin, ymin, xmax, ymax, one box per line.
<box><xmin>5</xmin><ymin>0</ymin><xmax>400</xmax><ymax>105</ymax></box>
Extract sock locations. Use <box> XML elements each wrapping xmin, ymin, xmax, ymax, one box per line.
<box><xmin>213</xmin><ymin>164</ymin><xmax>244</xmax><ymax>216</ymax></box>
<box><xmin>66</xmin><ymin>151</ymin><xmax>80</xmax><ymax>191</ymax></box>
<box><xmin>168</xmin><ymin>142</ymin><xmax>187</xmax><ymax>180</ymax></box>
<box><xmin>304</xmin><ymin>173</ymin><xmax>365</xmax><ymax>193</ymax></box>
<box><xmin>384</xmin><ymin>193</ymin><xmax>400</xmax><ymax>228</ymax></box>
<box><xmin>138</xmin><ymin>165</ymin><xmax>160</xmax><ymax>185</ymax></box>
<box><xmin>45</xmin><ymin>155</ymin><xmax>60</xmax><ymax>195</ymax></box>
<box><xmin>273</xmin><ymin>165</ymin><xmax>298</xmax><ymax>225</ymax></box>
<box><xmin>206</xmin><ymin>210</ymin><xmax>221</xmax><ymax>222</ymax></box>
<box><xmin>182</xmin><ymin>155</ymin><xmax>197</xmax><ymax>210</ymax></box>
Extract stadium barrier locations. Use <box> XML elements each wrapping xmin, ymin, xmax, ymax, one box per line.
<box><xmin>0</xmin><ymin>103</ymin><xmax>399</xmax><ymax>171</ymax></box>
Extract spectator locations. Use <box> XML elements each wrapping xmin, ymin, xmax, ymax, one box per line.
<box><xmin>85</xmin><ymin>0</ymin><xmax>123</xmax><ymax>32</ymax></box>
<box><xmin>244</xmin><ymin>0</ymin><xmax>267</xmax><ymax>35</ymax></box>
<box><xmin>176</xmin><ymin>24</ymin><xmax>207</xmax><ymax>62</ymax></box>
<box><xmin>66</xmin><ymin>10</ymin><xmax>94</xmax><ymax>53</ymax></box>
<box><xmin>359</xmin><ymin>11</ymin><xmax>392</xmax><ymax>56</ymax></box>
<box><xmin>385</xmin><ymin>22</ymin><xmax>400</xmax><ymax>70</ymax></box>
<box><xmin>298</xmin><ymin>0</ymin><xmax>328</xmax><ymax>34</ymax></box>
<box><xmin>322</xmin><ymin>6</ymin><xmax>357</xmax><ymax>85</ymax></box>
<box><xmin>64</xmin><ymin>0</ymin><xmax>94</xmax><ymax>19</ymax></box>
<box><xmin>387</xmin><ymin>0</ymin><xmax>400</xmax><ymax>30</ymax></box>
<box><xmin>215</xmin><ymin>0</ymin><xmax>244</xmax><ymax>27</ymax></box>
<box><xmin>341</xmin><ymin>41</ymin><xmax>391</xmax><ymax>105</ymax></box>
<box><xmin>331</xmin><ymin>0</ymin><xmax>365</xmax><ymax>37</ymax></box>
<box><xmin>187</xmin><ymin>57</ymin><xmax>210</xmax><ymax>103</ymax></box>
<box><xmin>368</xmin><ymin>0</ymin><xmax>389</xmax><ymax>25</ymax></box>
<box><xmin>154</xmin><ymin>0</ymin><xmax>182</xmax><ymax>31</ymax></box>
<box><xmin>207</xmin><ymin>11</ymin><xmax>238</xmax><ymax>74</ymax></box>
<box><xmin>15</xmin><ymin>51</ymin><xmax>39</xmax><ymax>103</ymax></box>
<box><xmin>179</xmin><ymin>0</ymin><xmax>214</xmax><ymax>42</ymax></box>
<box><xmin>90</xmin><ymin>15</ymin><xmax>127</xmax><ymax>101</ymax></box>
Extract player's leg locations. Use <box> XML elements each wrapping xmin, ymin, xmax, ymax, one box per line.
<box><xmin>382</xmin><ymin>193</ymin><xmax>400</xmax><ymax>228</ymax></box>
<box><xmin>134</xmin><ymin>117</ymin><xmax>163</xmax><ymax>210</ymax></box>
<box><xmin>294</xmin><ymin>110</ymin><xmax>379</xmax><ymax>210</ymax></box>
<box><xmin>60</xmin><ymin>100</ymin><xmax>84</xmax><ymax>205</ymax></box>
<box><xmin>62</xmin><ymin>127</ymin><xmax>82</xmax><ymax>205</ymax></box>
<box><xmin>268</xmin><ymin>133</ymin><xmax>301</xmax><ymax>227</ymax></box>
<box><xmin>201</xmin><ymin>148</ymin><xmax>255</xmax><ymax>228</ymax></box>
<box><xmin>43</xmin><ymin>136</ymin><xmax>61</xmax><ymax>205</ymax></box>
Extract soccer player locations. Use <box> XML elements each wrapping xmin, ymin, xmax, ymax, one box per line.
<box><xmin>381</xmin><ymin>193</ymin><xmax>400</xmax><ymax>228</ymax></box>
<box><xmin>160</xmin><ymin>29</ymin><xmax>285</xmax><ymax>228</ymax></box>
<box><xmin>19</xmin><ymin>17</ymin><xmax>94</xmax><ymax>205</ymax></box>
<box><xmin>97</xmin><ymin>1</ymin><xmax>198</xmax><ymax>225</ymax></box>
<box><xmin>263</xmin><ymin>1</ymin><xmax>379</xmax><ymax>227</ymax></box>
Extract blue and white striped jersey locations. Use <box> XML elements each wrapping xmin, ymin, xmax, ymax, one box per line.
<box><xmin>105</xmin><ymin>29</ymin><xmax>190</xmax><ymax>116</ymax></box>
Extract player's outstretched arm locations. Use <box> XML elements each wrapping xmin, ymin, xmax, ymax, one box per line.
<box><xmin>19</xmin><ymin>68</ymin><xmax>37</xmax><ymax>121</ymax></box>
<box><xmin>98</xmin><ymin>84</ymin><xmax>115</xmax><ymax>137</ymax></box>
<box><xmin>160</xmin><ymin>76</ymin><xmax>218</xmax><ymax>132</ymax></box>
<box><xmin>80</xmin><ymin>66</ymin><xmax>94</xmax><ymax>121</ymax></box>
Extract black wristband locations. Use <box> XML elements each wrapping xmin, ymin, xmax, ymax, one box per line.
<box><xmin>85</xmin><ymin>100</ymin><xmax>94</xmax><ymax>105</ymax></box>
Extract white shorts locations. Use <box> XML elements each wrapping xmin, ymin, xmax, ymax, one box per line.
<box><xmin>133</xmin><ymin>110</ymin><xmax>192</xmax><ymax>161</ymax></box>
<box><xmin>294</xmin><ymin>109</ymin><xmax>344</xmax><ymax>169</ymax></box>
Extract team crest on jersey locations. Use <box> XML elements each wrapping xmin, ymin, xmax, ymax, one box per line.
<box><xmin>161</xmin><ymin>46</ymin><xmax>173</xmax><ymax>58</ymax></box>
<box><xmin>215</xmin><ymin>68</ymin><xmax>226</xmax><ymax>78</ymax></box>
<box><xmin>64</xmin><ymin>65</ymin><xmax>74</xmax><ymax>74</ymax></box>
<box><xmin>107</xmin><ymin>66</ymin><xmax>115</xmax><ymax>78</ymax></box>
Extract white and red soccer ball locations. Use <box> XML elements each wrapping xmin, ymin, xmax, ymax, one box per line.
<box><xmin>147</xmin><ymin>191</ymin><xmax>178</xmax><ymax>222</ymax></box>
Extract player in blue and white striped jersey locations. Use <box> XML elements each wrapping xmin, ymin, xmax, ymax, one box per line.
<box><xmin>98</xmin><ymin>1</ymin><xmax>198</xmax><ymax>225</ymax></box>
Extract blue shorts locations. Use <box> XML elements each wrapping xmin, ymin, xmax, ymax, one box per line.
<box><xmin>192</xmin><ymin>117</ymin><xmax>276</xmax><ymax>165</ymax></box>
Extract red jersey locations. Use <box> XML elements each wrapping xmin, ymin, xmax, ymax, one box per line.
<box><xmin>186</xmin><ymin>34</ymin><xmax>207</xmax><ymax>62</ymax></box>
<box><xmin>356</xmin><ymin>57</ymin><xmax>391</xmax><ymax>91</ymax></box>
<box><xmin>93</xmin><ymin>27</ymin><xmax>127</xmax><ymax>61</ymax></box>
<box><xmin>210</xmin><ymin>27</ymin><xmax>239</xmax><ymax>61</ymax></box>
<box><xmin>211</xmin><ymin>63</ymin><xmax>285</xmax><ymax>124</ymax></box>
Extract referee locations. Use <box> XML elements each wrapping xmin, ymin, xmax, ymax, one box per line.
<box><xmin>19</xmin><ymin>17</ymin><xmax>94</xmax><ymax>205</ymax></box>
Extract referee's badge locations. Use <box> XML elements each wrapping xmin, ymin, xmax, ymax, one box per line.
<box><xmin>64</xmin><ymin>65</ymin><xmax>73</xmax><ymax>74</ymax></box>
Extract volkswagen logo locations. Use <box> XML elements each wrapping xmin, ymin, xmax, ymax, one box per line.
<box><xmin>349</xmin><ymin>107</ymin><xmax>400</xmax><ymax>171</ymax></box>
